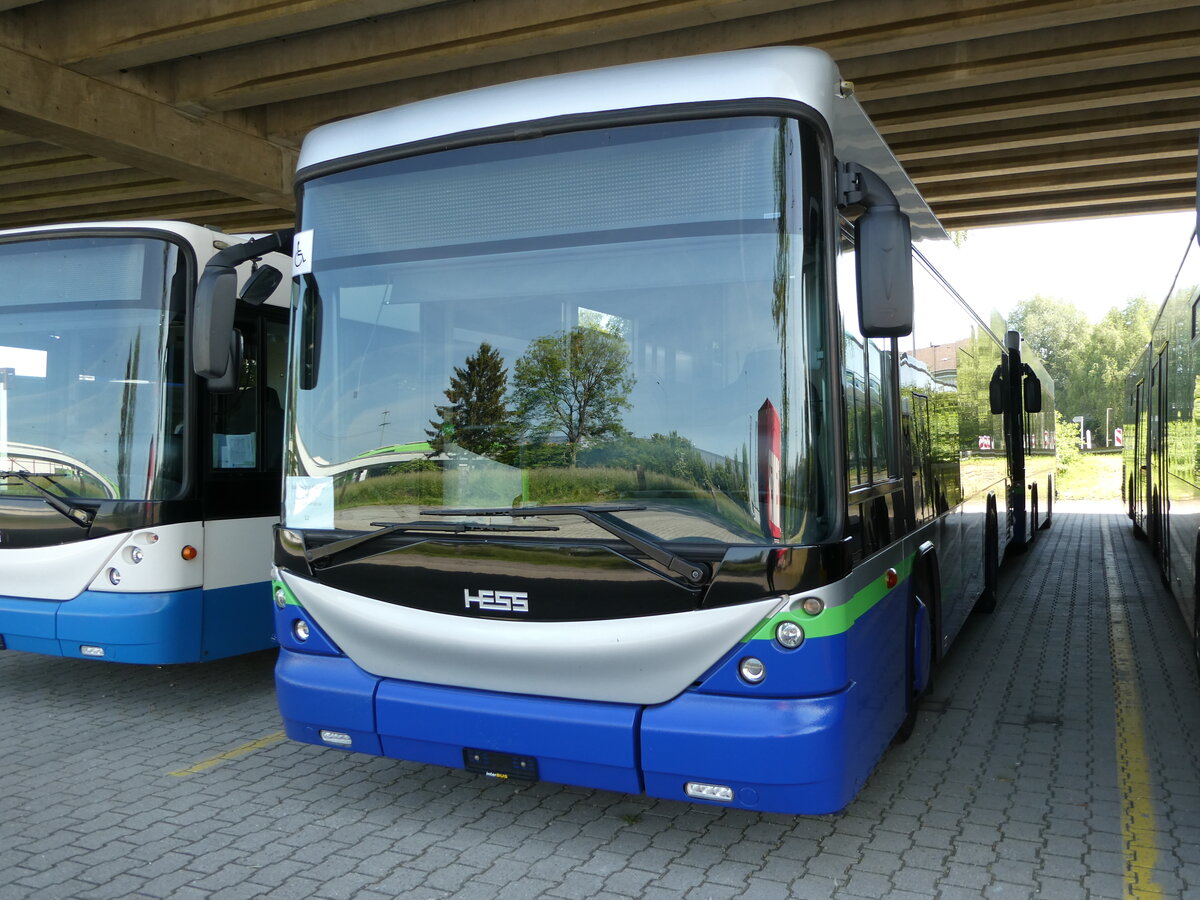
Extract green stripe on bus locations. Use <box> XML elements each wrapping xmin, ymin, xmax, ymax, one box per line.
<box><xmin>742</xmin><ymin>553</ymin><xmax>915</xmax><ymax>642</ymax></box>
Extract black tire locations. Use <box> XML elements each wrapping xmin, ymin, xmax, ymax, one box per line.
<box><xmin>1029</xmin><ymin>482</ymin><xmax>1039</xmax><ymax>547</ymax></box>
<box><xmin>894</xmin><ymin>596</ymin><xmax>934</xmax><ymax>745</ymax></box>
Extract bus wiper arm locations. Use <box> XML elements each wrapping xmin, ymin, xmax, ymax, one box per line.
<box><xmin>306</xmin><ymin>520</ymin><xmax>559</xmax><ymax>569</ymax></box>
<box><xmin>0</xmin><ymin>470</ymin><xmax>94</xmax><ymax>527</ymax></box>
<box><xmin>422</xmin><ymin>505</ymin><xmax>712</xmax><ymax>586</ymax></box>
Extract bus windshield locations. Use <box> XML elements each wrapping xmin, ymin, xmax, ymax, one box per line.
<box><xmin>0</xmin><ymin>235</ymin><xmax>186</xmax><ymax>501</ymax></box>
<box><xmin>288</xmin><ymin>116</ymin><xmax>835</xmax><ymax>545</ymax></box>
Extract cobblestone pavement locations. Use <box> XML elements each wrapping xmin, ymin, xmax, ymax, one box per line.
<box><xmin>1</xmin><ymin>501</ymin><xmax>1198</xmax><ymax>899</ymax></box>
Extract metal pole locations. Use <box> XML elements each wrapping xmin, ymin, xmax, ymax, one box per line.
<box><xmin>1105</xmin><ymin>408</ymin><xmax>1111</xmax><ymax>447</ymax></box>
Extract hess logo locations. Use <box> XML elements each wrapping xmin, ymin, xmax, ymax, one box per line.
<box><xmin>464</xmin><ymin>588</ymin><xmax>529</xmax><ymax>613</ymax></box>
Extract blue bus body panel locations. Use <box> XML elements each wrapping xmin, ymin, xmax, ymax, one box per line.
<box><xmin>276</xmin><ymin>649</ymin><xmax>383</xmax><ymax>755</ymax></box>
<box><xmin>375</xmin><ymin>678</ymin><xmax>641</xmax><ymax>794</ymax></box>
<box><xmin>640</xmin><ymin>689</ymin><xmax>857</xmax><ymax>814</ymax></box>
<box><xmin>0</xmin><ymin>595</ymin><xmax>59</xmax><ymax>654</ymax></box>
<box><xmin>0</xmin><ymin>584</ymin><xmax>273</xmax><ymax>664</ymax></box>
<box><xmin>200</xmin><ymin>581</ymin><xmax>276</xmax><ymax>660</ymax></box>
<box><xmin>273</xmin><ymin>571</ymin><xmax>918</xmax><ymax>814</ymax></box>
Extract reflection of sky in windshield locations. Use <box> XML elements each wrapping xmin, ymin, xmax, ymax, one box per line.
<box><xmin>291</xmin><ymin>116</ymin><xmax>833</xmax><ymax>545</ymax></box>
<box><xmin>0</xmin><ymin>236</ymin><xmax>180</xmax><ymax>499</ymax></box>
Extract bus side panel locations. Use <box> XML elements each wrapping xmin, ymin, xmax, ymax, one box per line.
<box><xmin>56</xmin><ymin>589</ymin><xmax>204</xmax><ymax>663</ymax></box>
<box><xmin>0</xmin><ymin>595</ymin><xmax>59</xmax><ymax>654</ymax></box>
<box><xmin>199</xmin><ymin>581</ymin><xmax>276</xmax><ymax>660</ymax></box>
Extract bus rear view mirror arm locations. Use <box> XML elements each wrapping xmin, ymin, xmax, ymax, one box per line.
<box><xmin>838</xmin><ymin>162</ymin><xmax>913</xmax><ymax>338</ymax></box>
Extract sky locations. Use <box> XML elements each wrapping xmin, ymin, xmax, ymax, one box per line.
<box><xmin>952</xmin><ymin>209</ymin><xmax>1197</xmax><ymax>324</ymax></box>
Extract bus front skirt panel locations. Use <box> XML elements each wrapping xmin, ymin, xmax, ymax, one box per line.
<box><xmin>0</xmin><ymin>583</ymin><xmax>273</xmax><ymax>664</ymax></box>
<box><xmin>274</xmin><ymin>647</ymin><xmax>865</xmax><ymax>814</ymax></box>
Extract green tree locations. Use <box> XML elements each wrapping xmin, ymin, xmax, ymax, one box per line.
<box><xmin>426</xmin><ymin>342</ymin><xmax>513</xmax><ymax>456</ymax></box>
<box><xmin>511</xmin><ymin>325</ymin><xmax>635</xmax><ymax>464</ymax></box>
<box><xmin>1008</xmin><ymin>294</ymin><xmax>1088</xmax><ymax>411</ymax></box>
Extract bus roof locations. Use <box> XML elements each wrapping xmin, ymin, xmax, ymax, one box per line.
<box><xmin>297</xmin><ymin>46</ymin><xmax>945</xmax><ymax>241</ymax></box>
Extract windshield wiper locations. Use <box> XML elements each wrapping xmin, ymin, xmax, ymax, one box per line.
<box><xmin>305</xmin><ymin>520</ymin><xmax>559</xmax><ymax>569</ymax></box>
<box><xmin>0</xmin><ymin>470</ymin><xmax>94</xmax><ymax>527</ymax></box>
<box><xmin>422</xmin><ymin>504</ymin><xmax>711</xmax><ymax>587</ymax></box>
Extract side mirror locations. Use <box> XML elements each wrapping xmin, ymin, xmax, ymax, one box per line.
<box><xmin>1023</xmin><ymin>369</ymin><xmax>1043</xmax><ymax>414</ymax></box>
<box><xmin>239</xmin><ymin>264</ymin><xmax>283</xmax><ymax>306</ymax></box>
<box><xmin>192</xmin><ymin>230</ymin><xmax>292</xmax><ymax>384</ymax></box>
<box><xmin>989</xmin><ymin>365</ymin><xmax>1005</xmax><ymax>415</ymax></box>
<box><xmin>207</xmin><ymin>329</ymin><xmax>244</xmax><ymax>394</ymax></box>
<box><xmin>193</xmin><ymin>264</ymin><xmax>238</xmax><ymax>380</ymax></box>
<box><xmin>841</xmin><ymin>162</ymin><xmax>913</xmax><ymax>338</ymax></box>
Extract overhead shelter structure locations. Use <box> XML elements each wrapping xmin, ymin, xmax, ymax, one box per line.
<box><xmin>0</xmin><ymin>0</ymin><xmax>1197</xmax><ymax>233</ymax></box>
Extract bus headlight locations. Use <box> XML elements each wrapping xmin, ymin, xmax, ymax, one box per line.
<box><xmin>274</xmin><ymin>586</ymin><xmax>288</xmax><ymax>609</ymax></box>
<box><xmin>107</xmin><ymin>567</ymin><xmax>121</xmax><ymax>586</ymax></box>
<box><xmin>126</xmin><ymin>546</ymin><xmax>144</xmax><ymax>564</ymax></box>
<box><xmin>739</xmin><ymin>657</ymin><xmax>766</xmax><ymax>684</ymax></box>
<box><xmin>292</xmin><ymin>619</ymin><xmax>310</xmax><ymax>642</ymax></box>
<box><xmin>775</xmin><ymin>621</ymin><xmax>805</xmax><ymax>649</ymax></box>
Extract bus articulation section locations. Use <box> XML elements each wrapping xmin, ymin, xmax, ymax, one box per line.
<box><xmin>200</xmin><ymin>48</ymin><xmax>1051</xmax><ymax>813</ymax></box>
<box><xmin>0</xmin><ymin>222</ymin><xmax>290</xmax><ymax>664</ymax></box>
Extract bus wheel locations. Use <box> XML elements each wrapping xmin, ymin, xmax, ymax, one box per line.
<box><xmin>977</xmin><ymin>504</ymin><xmax>999</xmax><ymax>614</ymax></box>
<box><xmin>895</xmin><ymin>587</ymin><xmax>935</xmax><ymax>744</ymax></box>
<box><xmin>1029</xmin><ymin>482</ymin><xmax>1039</xmax><ymax>546</ymax></box>
<box><xmin>1041</xmin><ymin>475</ymin><xmax>1053</xmax><ymax>529</ymax></box>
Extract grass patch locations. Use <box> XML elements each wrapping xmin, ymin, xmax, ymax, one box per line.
<box><xmin>1056</xmin><ymin>452</ymin><xmax>1123</xmax><ymax>501</ymax></box>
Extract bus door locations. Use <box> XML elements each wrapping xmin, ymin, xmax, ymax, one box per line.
<box><xmin>1152</xmin><ymin>347</ymin><xmax>1169</xmax><ymax>577</ymax></box>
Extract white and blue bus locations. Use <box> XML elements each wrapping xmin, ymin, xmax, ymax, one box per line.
<box><xmin>0</xmin><ymin>221</ymin><xmax>290</xmax><ymax>664</ymax></box>
<box><xmin>198</xmin><ymin>47</ymin><xmax>1052</xmax><ymax>813</ymax></box>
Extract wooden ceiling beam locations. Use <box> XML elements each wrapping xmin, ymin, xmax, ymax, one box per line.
<box><xmin>164</xmin><ymin>0</ymin><xmax>822</xmax><ymax>113</ymax></box>
<box><xmin>890</xmin><ymin>101</ymin><xmax>1200</xmax><ymax>161</ymax></box>
<box><xmin>920</xmin><ymin>160</ymin><xmax>1194</xmax><ymax>204</ymax></box>
<box><xmin>160</xmin><ymin>0</ymin><xmax>1195</xmax><ymax>115</ymax></box>
<box><xmin>939</xmin><ymin>196</ymin><xmax>1192</xmax><ymax>229</ymax></box>
<box><xmin>0</xmin><ymin>192</ymin><xmax>279</xmax><ymax>231</ymax></box>
<box><xmin>0</xmin><ymin>0</ymin><xmax>444</xmax><ymax>74</ymax></box>
<box><xmin>906</xmin><ymin>132</ymin><xmax>1198</xmax><ymax>183</ymax></box>
<box><xmin>934</xmin><ymin>181</ymin><xmax>1195</xmax><ymax>224</ymax></box>
<box><xmin>0</xmin><ymin>42</ymin><xmax>295</xmax><ymax>209</ymax></box>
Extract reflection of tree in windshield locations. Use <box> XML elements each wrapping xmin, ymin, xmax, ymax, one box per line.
<box><xmin>426</xmin><ymin>342</ymin><xmax>512</xmax><ymax>456</ymax></box>
<box><xmin>511</xmin><ymin>325</ymin><xmax>634</xmax><ymax>465</ymax></box>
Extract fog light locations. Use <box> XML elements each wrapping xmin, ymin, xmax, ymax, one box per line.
<box><xmin>801</xmin><ymin>596</ymin><xmax>824</xmax><ymax>616</ymax></box>
<box><xmin>80</xmin><ymin>645</ymin><xmax>105</xmax><ymax>657</ymax></box>
<box><xmin>274</xmin><ymin>586</ymin><xmax>288</xmax><ymax>609</ymax></box>
<box><xmin>107</xmin><ymin>567</ymin><xmax>121</xmax><ymax>586</ymax></box>
<box><xmin>320</xmin><ymin>730</ymin><xmax>352</xmax><ymax>747</ymax></box>
<box><xmin>775</xmin><ymin>621</ymin><xmax>805</xmax><ymax>649</ymax></box>
<box><xmin>685</xmin><ymin>782</ymin><xmax>734</xmax><ymax>802</ymax></box>
<box><xmin>739</xmin><ymin>657</ymin><xmax>766</xmax><ymax>683</ymax></box>
<box><xmin>292</xmin><ymin>619</ymin><xmax>310</xmax><ymax>642</ymax></box>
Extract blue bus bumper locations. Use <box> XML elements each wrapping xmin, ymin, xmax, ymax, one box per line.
<box><xmin>275</xmin><ymin>647</ymin><xmax>864</xmax><ymax>814</ymax></box>
<box><xmin>0</xmin><ymin>583</ymin><xmax>273</xmax><ymax>664</ymax></box>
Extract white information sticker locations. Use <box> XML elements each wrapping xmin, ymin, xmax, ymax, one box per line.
<box><xmin>285</xmin><ymin>476</ymin><xmax>334</xmax><ymax>529</ymax></box>
<box><xmin>292</xmin><ymin>229</ymin><xmax>314</xmax><ymax>276</ymax></box>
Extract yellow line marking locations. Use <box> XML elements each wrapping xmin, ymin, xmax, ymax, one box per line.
<box><xmin>1101</xmin><ymin>525</ymin><xmax>1164</xmax><ymax>898</ymax></box>
<box><xmin>168</xmin><ymin>731</ymin><xmax>287</xmax><ymax>777</ymax></box>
